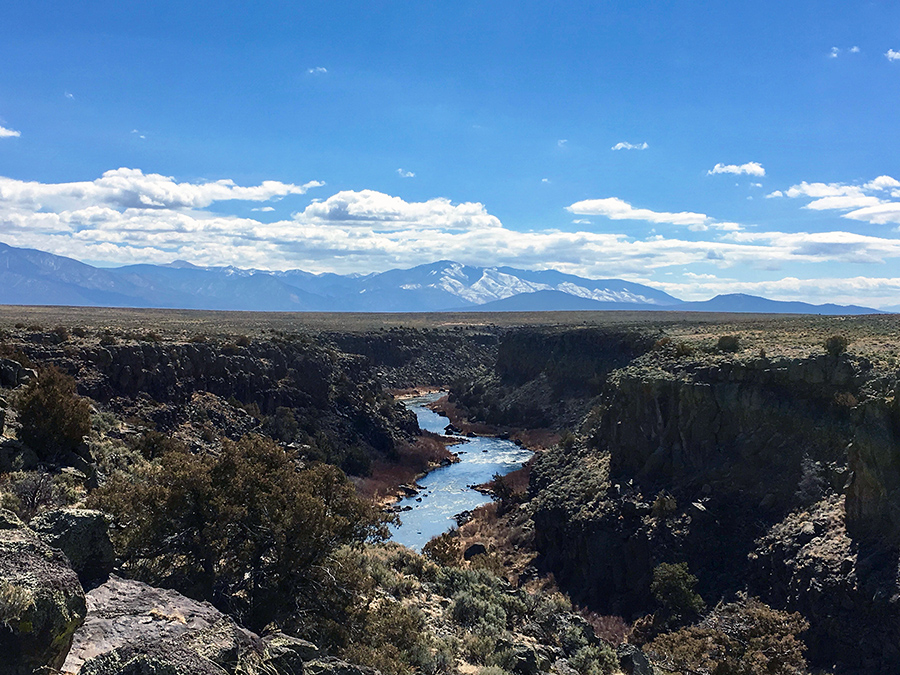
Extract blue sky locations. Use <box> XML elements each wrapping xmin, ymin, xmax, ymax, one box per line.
<box><xmin>1</xmin><ymin>1</ymin><xmax>900</xmax><ymax>306</ymax></box>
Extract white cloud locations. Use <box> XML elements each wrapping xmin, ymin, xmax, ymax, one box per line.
<box><xmin>864</xmin><ymin>175</ymin><xmax>900</xmax><ymax>190</ymax></box>
<box><xmin>307</xmin><ymin>66</ymin><xmax>328</xmax><ymax>74</ymax></box>
<box><xmin>830</xmin><ymin>47</ymin><xmax>840</xmax><ymax>58</ymax></box>
<box><xmin>886</xmin><ymin>49</ymin><xmax>900</xmax><ymax>62</ymax></box>
<box><xmin>2</xmin><ymin>168</ymin><xmax>900</xmax><ymax>305</ymax></box>
<box><xmin>557</xmin><ymin>139</ymin><xmax>567</xmax><ymax>147</ymax></box>
<box><xmin>611</xmin><ymin>141</ymin><xmax>648</xmax><ymax>151</ymax></box>
<box><xmin>777</xmin><ymin>176</ymin><xmax>900</xmax><ymax>224</ymax></box>
<box><xmin>651</xmin><ymin>274</ymin><xmax>900</xmax><ymax>307</ymax></box>
<box><xmin>0</xmin><ymin>168</ymin><xmax>323</xmax><ymax>211</ymax></box>
<box><xmin>397</xmin><ymin>169</ymin><xmax>415</xmax><ymax>178</ymax></box>
<box><xmin>0</xmin><ymin>126</ymin><xmax>21</xmax><ymax>139</ymax></box>
<box><xmin>850</xmin><ymin>46</ymin><xmax>860</xmax><ymax>53</ymax></box>
<box><xmin>566</xmin><ymin>197</ymin><xmax>709</xmax><ymax>227</ymax></box>
<box><xmin>708</xmin><ymin>162</ymin><xmax>766</xmax><ymax>177</ymax></box>
<box><xmin>251</xmin><ymin>206</ymin><xmax>276</xmax><ymax>212</ymax></box>
<box><xmin>300</xmin><ymin>190</ymin><xmax>501</xmax><ymax>231</ymax></box>
<box><xmin>766</xmin><ymin>190</ymin><xmax>784</xmax><ymax>198</ymax></box>
<box><xmin>541</xmin><ymin>178</ymin><xmax>550</xmax><ymax>183</ymax></box>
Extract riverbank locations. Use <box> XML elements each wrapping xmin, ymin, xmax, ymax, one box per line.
<box><xmin>387</xmin><ymin>394</ymin><xmax>534</xmax><ymax>550</ymax></box>
<box><xmin>428</xmin><ymin>393</ymin><xmax>561</xmax><ymax>451</ymax></box>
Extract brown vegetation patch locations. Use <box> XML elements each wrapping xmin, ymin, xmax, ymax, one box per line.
<box><xmin>356</xmin><ymin>431</ymin><xmax>458</xmax><ymax>503</ymax></box>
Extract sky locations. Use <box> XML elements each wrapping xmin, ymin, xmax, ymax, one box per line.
<box><xmin>1</xmin><ymin>1</ymin><xmax>900</xmax><ymax>308</ymax></box>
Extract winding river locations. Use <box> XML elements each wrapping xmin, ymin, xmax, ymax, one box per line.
<box><xmin>389</xmin><ymin>392</ymin><xmax>533</xmax><ymax>551</ymax></box>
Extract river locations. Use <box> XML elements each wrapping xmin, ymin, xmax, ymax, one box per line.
<box><xmin>389</xmin><ymin>392</ymin><xmax>533</xmax><ymax>551</ymax></box>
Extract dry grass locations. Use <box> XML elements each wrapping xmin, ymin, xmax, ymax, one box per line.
<box><xmin>356</xmin><ymin>431</ymin><xmax>457</xmax><ymax>502</ymax></box>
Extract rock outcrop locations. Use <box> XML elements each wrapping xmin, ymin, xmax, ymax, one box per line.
<box><xmin>528</xmin><ymin>349</ymin><xmax>900</xmax><ymax>671</ymax></box>
<box><xmin>845</xmin><ymin>381</ymin><xmax>900</xmax><ymax>543</ymax></box>
<box><xmin>0</xmin><ymin>358</ymin><xmax>36</xmax><ymax>388</ymax></box>
<box><xmin>0</xmin><ymin>508</ymin><xmax>86</xmax><ymax>675</ymax></box>
<box><xmin>62</xmin><ymin>575</ymin><xmax>317</xmax><ymax>675</ymax></box>
<box><xmin>31</xmin><ymin>509</ymin><xmax>115</xmax><ymax>588</ymax></box>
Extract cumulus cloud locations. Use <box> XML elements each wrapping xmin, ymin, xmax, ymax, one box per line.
<box><xmin>776</xmin><ymin>176</ymin><xmax>900</xmax><ymax>225</ymax></box>
<box><xmin>300</xmin><ymin>190</ymin><xmax>501</xmax><ymax>231</ymax></box>
<box><xmin>2</xmin><ymin>168</ymin><xmax>900</xmax><ymax>305</ymax></box>
<box><xmin>0</xmin><ymin>168</ymin><xmax>323</xmax><ymax>211</ymax></box>
<box><xmin>850</xmin><ymin>46</ymin><xmax>860</xmax><ymax>53</ymax></box>
<box><xmin>652</xmin><ymin>274</ymin><xmax>900</xmax><ymax>307</ymax></box>
<box><xmin>566</xmin><ymin>197</ymin><xmax>709</xmax><ymax>227</ymax></box>
<box><xmin>397</xmin><ymin>169</ymin><xmax>415</xmax><ymax>178</ymax></box>
<box><xmin>830</xmin><ymin>47</ymin><xmax>840</xmax><ymax>58</ymax></box>
<box><xmin>0</xmin><ymin>125</ymin><xmax>21</xmax><ymax>138</ymax></box>
<box><xmin>708</xmin><ymin>162</ymin><xmax>766</xmax><ymax>177</ymax></box>
<box><xmin>886</xmin><ymin>49</ymin><xmax>900</xmax><ymax>62</ymax></box>
<box><xmin>307</xmin><ymin>66</ymin><xmax>328</xmax><ymax>74</ymax></box>
<box><xmin>611</xmin><ymin>141</ymin><xmax>648</xmax><ymax>151</ymax></box>
<box><xmin>557</xmin><ymin>139</ymin><xmax>567</xmax><ymax>147</ymax></box>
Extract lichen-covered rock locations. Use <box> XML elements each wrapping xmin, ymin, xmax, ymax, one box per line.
<box><xmin>0</xmin><ymin>508</ymin><xmax>87</xmax><ymax>675</ymax></box>
<box><xmin>0</xmin><ymin>358</ymin><xmax>36</xmax><ymax>388</ymax></box>
<box><xmin>304</xmin><ymin>658</ymin><xmax>380</xmax><ymax>675</ymax></box>
<box><xmin>62</xmin><ymin>575</ymin><xmax>313</xmax><ymax>675</ymax></box>
<box><xmin>263</xmin><ymin>634</ymin><xmax>319</xmax><ymax>675</ymax></box>
<box><xmin>31</xmin><ymin>509</ymin><xmax>115</xmax><ymax>587</ymax></box>
<box><xmin>78</xmin><ymin>644</ymin><xmax>229</xmax><ymax>675</ymax></box>
<box><xmin>617</xmin><ymin>643</ymin><xmax>654</xmax><ymax>675</ymax></box>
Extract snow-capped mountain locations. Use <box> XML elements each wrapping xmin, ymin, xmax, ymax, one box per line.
<box><xmin>0</xmin><ymin>242</ymin><xmax>882</xmax><ymax>315</ymax></box>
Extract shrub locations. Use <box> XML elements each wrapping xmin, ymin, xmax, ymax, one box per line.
<box><xmin>423</xmin><ymin>530</ymin><xmax>462</xmax><ymax>566</ymax></box>
<box><xmin>16</xmin><ymin>366</ymin><xmax>92</xmax><ymax>461</ymax></box>
<box><xmin>567</xmin><ymin>644</ymin><xmax>619</xmax><ymax>675</ymax></box>
<box><xmin>824</xmin><ymin>334</ymin><xmax>850</xmax><ymax>357</ymax></box>
<box><xmin>0</xmin><ymin>581</ymin><xmax>35</xmax><ymax>629</ymax></box>
<box><xmin>650</xmin><ymin>562</ymin><xmax>705</xmax><ymax>618</ymax></box>
<box><xmin>88</xmin><ymin>434</ymin><xmax>389</xmax><ymax>631</ymax></box>
<box><xmin>647</xmin><ymin>596</ymin><xmax>808</xmax><ymax>675</ymax></box>
<box><xmin>716</xmin><ymin>335</ymin><xmax>741</xmax><ymax>353</ymax></box>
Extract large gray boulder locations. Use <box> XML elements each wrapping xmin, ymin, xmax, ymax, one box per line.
<box><xmin>0</xmin><ymin>358</ymin><xmax>37</xmax><ymax>387</ymax></box>
<box><xmin>31</xmin><ymin>508</ymin><xmax>115</xmax><ymax>587</ymax></box>
<box><xmin>62</xmin><ymin>575</ymin><xmax>317</xmax><ymax>675</ymax></box>
<box><xmin>0</xmin><ymin>508</ymin><xmax>87</xmax><ymax>675</ymax></box>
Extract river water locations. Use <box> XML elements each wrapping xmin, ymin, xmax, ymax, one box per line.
<box><xmin>389</xmin><ymin>392</ymin><xmax>533</xmax><ymax>551</ymax></box>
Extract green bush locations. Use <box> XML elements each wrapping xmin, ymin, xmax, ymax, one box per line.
<box><xmin>824</xmin><ymin>334</ymin><xmax>850</xmax><ymax>357</ymax></box>
<box><xmin>16</xmin><ymin>366</ymin><xmax>92</xmax><ymax>461</ymax></box>
<box><xmin>423</xmin><ymin>530</ymin><xmax>462</xmax><ymax>566</ymax></box>
<box><xmin>716</xmin><ymin>335</ymin><xmax>741</xmax><ymax>353</ymax></box>
<box><xmin>647</xmin><ymin>596</ymin><xmax>808</xmax><ymax>675</ymax></box>
<box><xmin>88</xmin><ymin>434</ymin><xmax>388</xmax><ymax>631</ymax></box>
<box><xmin>567</xmin><ymin>643</ymin><xmax>619</xmax><ymax>675</ymax></box>
<box><xmin>651</xmin><ymin>562</ymin><xmax>705</xmax><ymax>618</ymax></box>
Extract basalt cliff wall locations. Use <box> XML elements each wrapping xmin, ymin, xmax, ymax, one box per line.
<box><xmin>528</xmin><ymin>343</ymin><xmax>900</xmax><ymax>672</ymax></box>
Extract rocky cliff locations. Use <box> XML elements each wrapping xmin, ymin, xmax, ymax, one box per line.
<box><xmin>528</xmin><ymin>344</ymin><xmax>900</xmax><ymax>672</ymax></box>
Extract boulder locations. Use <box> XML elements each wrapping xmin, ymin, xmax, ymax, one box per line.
<box><xmin>304</xmin><ymin>658</ymin><xmax>380</xmax><ymax>675</ymax></box>
<box><xmin>0</xmin><ymin>508</ymin><xmax>87</xmax><ymax>675</ymax></box>
<box><xmin>78</xmin><ymin>644</ymin><xmax>228</xmax><ymax>675</ymax></box>
<box><xmin>31</xmin><ymin>509</ymin><xmax>115</xmax><ymax>587</ymax></box>
<box><xmin>62</xmin><ymin>575</ymin><xmax>314</xmax><ymax>675</ymax></box>
<box><xmin>617</xmin><ymin>644</ymin><xmax>654</xmax><ymax>675</ymax></box>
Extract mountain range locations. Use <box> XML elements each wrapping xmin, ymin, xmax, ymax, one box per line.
<box><xmin>0</xmin><ymin>242</ymin><xmax>886</xmax><ymax>315</ymax></box>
